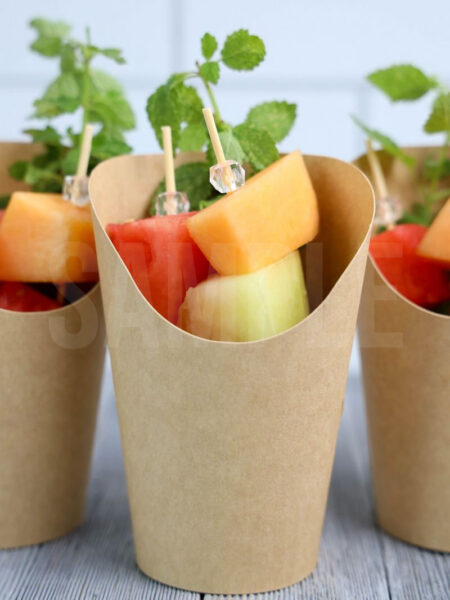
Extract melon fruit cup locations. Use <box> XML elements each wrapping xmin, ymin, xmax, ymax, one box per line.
<box><xmin>0</xmin><ymin>142</ymin><xmax>105</xmax><ymax>548</ymax></box>
<box><xmin>89</xmin><ymin>151</ymin><xmax>374</xmax><ymax>594</ymax></box>
<box><xmin>356</xmin><ymin>147</ymin><xmax>450</xmax><ymax>552</ymax></box>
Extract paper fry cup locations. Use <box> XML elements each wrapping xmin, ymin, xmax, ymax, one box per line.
<box><xmin>356</xmin><ymin>147</ymin><xmax>450</xmax><ymax>552</ymax></box>
<box><xmin>89</xmin><ymin>152</ymin><xmax>374</xmax><ymax>594</ymax></box>
<box><xmin>0</xmin><ymin>142</ymin><xmax>106</xmax><ymax>548</ymax></box>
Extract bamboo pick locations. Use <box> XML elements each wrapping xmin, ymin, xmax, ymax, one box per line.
<box><xmin>202</xmin><ymin>107</ymin><xmax>236</xmax><ymax>191</ymax></box>
<box><xmin>58</xmin><ymin>123</ymin><xmax>94</xmax><ymax>305</ymax></box>
<box><xmin>202</xmin><ymin>108</ymin><xmax>227</xmax><ymax>165</ymax></box>
<box><xmin>76</xmin><ymin>124</ymin><xmax>94</xmax><ymax>179</ymax></box>
<box><xmin>365</xmin><ymin>139</ymin><xmax>389</xmax><ymax>201</ymax></box>
<box><xmin>365</xmin><ymin>139</ymin><xmax>395</xmax><ymax>231</ymax></box>
<box><xmin>161</xmin><ymin>126</ymin><xmax>176</xmax><ymax>194</ymax></box>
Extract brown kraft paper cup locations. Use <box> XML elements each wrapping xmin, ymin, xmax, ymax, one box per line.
<box><xmin>356</xmin><ymin>147</ymin><xmax>450</xmax><ymax>552</ymax></box>
<box><xmin>0</xmin><ymin>142</ymin><xmax>106</xmax><ymax>548</ymax></box>
<box><xmin>89</xmin><ymin>151</ymin><xmax>375</xmax><ymax>594</ymax></box>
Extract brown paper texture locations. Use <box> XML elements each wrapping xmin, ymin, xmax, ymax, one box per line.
<box><xmin>89</xmin><ymin>152</ymin><xmax>374</xmax><ymax>594</ymax></box>
<box><xmin>356</xmin><ymin>147</ymin><xmax>450</xmax><ymax>552</ymax></box>
<box><xmin>0</xmin><ymin>142</ymin><xmax>106</xmax><ymax>548</ymax></box>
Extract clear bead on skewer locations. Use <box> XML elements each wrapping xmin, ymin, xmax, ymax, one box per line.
<box><xmin>374</xmin><ymin>195</ymin><xmax>403</xmax><ymax>229</ymax></box>
<box><xmin>209</xmin><ymin>160</ymin><xmax>245</xmax><ymax>194</ymax></box>
<box><xmin>63</xmin><ymin>175</ymin><xmax>90</xmax><ymax>207</ymax></box>
<box><xmin>155</xmin><ymin>191</ymin><xmax>190</xmax><ymax>216</ymax></box>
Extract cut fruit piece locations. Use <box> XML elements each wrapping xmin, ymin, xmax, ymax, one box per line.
<box><xmin>370</xmin><ymin>224</ymin><xmax>450</xmax><ymax>308</ymax></box>
<box><xmin>0</xmin><ymin>192</ymin><xmax>98</xmax><ymax>283</ymax></box>
<box><xmin>178</xmin><ymin>250</ymin><xmax>309</xmax><ymax>342</ymax></box>
<box><xmin>417</xmin><ymin>198</ymin><xmax>450</xmax><ymax>266</ymax></box>
<box><xmin>107</xmin><ymin>212</ymin><xmax>211</xmax><ymax>324</ymax></box>
<box><xmin>187</xmin><ymin>151</ymin><xmax>319</xmax><ymax>276</ymax></box>
<box><xmin>0</xmin><ymin>282</ymin><xmax>61</xmax><ymax>312</ymax></box>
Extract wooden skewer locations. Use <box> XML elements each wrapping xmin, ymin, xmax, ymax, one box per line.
<box><xmin>202</xmin><ymin>107</ymin><xmax>236</xmax><ymax>192</ymax></box>
<box><xmin>365</xmin><ymin>139</ymin><xmax>398</xmax><ymax>231</ymax></box>
<box><xmin>365</xmin><ymin>139</ymin><xmax>389</xmax><ymax>200</ymax></box>
<box><xmin>76</xmin><ymin>123</ymin><xmax>94</xmax><ymax>179</ymax></box>
<box><xmin>161</xmin><ymin>126</ymin><xmax>176</xmax><ymax>194</ymax></box>
<box><xmin>58</xmin><ymin>123</ymin><xmax>94</xmax><ymax>306</ymax></box>
<box><xmin>202</xmin><ymin>107</ymin><xmax>227</xmax><ymax>165</ymax></box>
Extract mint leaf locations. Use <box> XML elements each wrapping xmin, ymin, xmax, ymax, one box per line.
<box><xmin>61</xmin><ymin>148</ymin><xmax>80</xmax><ymax>175</ymax></box>
<box><xmin>201</xmin><ymin>33</ymin><xmax>218</xmax><ymax>60</ymax></box>
<box><xmin>89</xmin><ymin>69</ymin><xmax>123</xmax><ymax>93</ymax></box>
<box><xmin>30</xmin><ymin>18</ymin><xmax>71</xmax><ymax>40</ymax></box>
<box><xmin>398</xmin><ymin>203</ymin><xmax>432</xmax><ymax>226</ymax></box>
<box><xmin>147</xmin><ymin>79</ymin><xmax>203</xmax><ymax>150</ymax></box>
<box><xmin>9</xmin><ymin>161</ymin><xmax>29</xmax><ymax>181</ymax></box>
<box><xmin>91</xmin><ymin>130</ymin><xmax>132</xmax><ymax>159</ymax></box>
<box><xmin>82</xmin><ymin>44</ymin><xmax>126</xmax><ymax>65</ymax></box>
<box><xmin>23</xmin><ymin>126</ymin><xmax>62</xmax><ymax>146</ymax></box>
<box><xmin>233</xmin><ymin>123</ymin><xmax>278</xmax><ymax>171</ymax></box>
<box><xmin>32</xmin><ymin>145</ymin><xmax>63</xmax><ymax>167</ymax></box>
<box><xmin>424</xmin><ymin>93</ymin><xmax>450</xmax><ymax>133</ymax></box>
<box><xmin>368</xmin><ymin>65</ymin><xmax>437</xmax><ymax>101</ymax></box>
<box><xmin>89</xmin><ymin>89</ymin><xmax>135</xmax><ymax>130</ymax></box>
<box><xmin>218</xmin><ymin>130</ymin><xmax>245</xmax><ymax>163</ymax></box>
<box><xmin>87</xmin><ymin>71</ymin><xmax>135</xmax><ymax>129</ymax></box>
<box><xmin>30</xmin><ymin>18</ymin><xmax>70</xmax><ymax>56</ymax></box>
<box><xmin>206</xmin><ymin>129</ymin><xmax>246</xmax><ymax>165</ymax></box>
<box><xmin>167</xmin><ymin>72</ymin><xmax>191</xmax><ymax>87</ymax></box>
<box><xmin>147</xmin><ymin>80</ymin><xmax>203</xmax><ymax>150</ymax></box>
<box><xmin>427</xmin><ymin>187</ymin><xmax>450</xmax><ymax>204</ymax></box>
<box><xmin>352</xmin><ymin>116</ymin><xmax>416</xmax><ymax>168</ymax></box>
<box><xmin>31</xmin><ymin>36</ymin><xmax>64</xmax><ymax>57</ymax></box>
<box><xmin>179</xmin><ymin>123</ymin><xmax>208</xmax><ymax>152</ymax></box>
<box><xmin>150</xmin><ymin>162</ymin><xmax>212</xmax><ymax>213</ymax></box>
<box><xmin>245</xmin><ymin>101</ymin><xmax>296</xmax><ymax>143</ymax></box>
<box><xmin>22</xmin><ymin>163</ymin><xmax>62</xmax><ymax>189</ymax></box>
<box><xmin>60</xmin><ymin>44</ymin><xmax>76</xmax><ymax>71</ymax></box>
<box><xmin>199</xmin><ymin>61</ymin><xmax>220</xmax><ymax>84</ymax></box>
<box><xmin>423</xmin><ymin>156</ymin><xmax>450</xmax><ymax>181</ymax></box>
<box><xmin>146</xmin><ymin>83</ymin><xmax>182</xmax><ymax>148</ymax></box>
<box><xmin>175</xmin><ymin>83</ymin><xmax>203</xmax><ymax>124</ymax></box>
<box><xmin>97</xmin><ymin>47</ymin><xmax>126</xmax><ymax>64</ymax></box>
<box><xmin>221</xmin><ymin>29</ymin><xmax>265</xmax><ymax>71</ymax></box>
<box><xmin>12</xmin><ymin>18</ymin><xmax>134</xmax><ymax>193</ymax></box>
<box><xmin>33</xmin><ymin>73</ymin><xmax>81</xmax><ymax>117</ymax></box>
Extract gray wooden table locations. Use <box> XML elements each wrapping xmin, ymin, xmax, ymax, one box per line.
<box><xmin>1</xmin><ymin>369</ymin><xmax>449</xmax><ymax>600</ymax></box>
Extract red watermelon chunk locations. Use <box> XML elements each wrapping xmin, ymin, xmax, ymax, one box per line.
<box><xmin>370</xmin><ymin>224</ymin><xmax>450</xmax><ymax>308</ymax></box>
<box><xmin>0</xmin><ymin>282</ymin><xmax>61</xmax><ymax>312</ymax></box>
<box><xmin>107</xmin><ymin>212</ymin><xmax>211</xmax><ymax>324</ymax></box>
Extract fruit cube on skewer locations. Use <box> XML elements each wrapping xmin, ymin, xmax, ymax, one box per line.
<box><xmin>187</xmin><ymin>151</ymin><xmax>319</xmax><ymax>276</ymax></box>
<box><xmin>178</xmin><ymin>250</ymin><xmax>309</xmax><ymax>342</ymax></box>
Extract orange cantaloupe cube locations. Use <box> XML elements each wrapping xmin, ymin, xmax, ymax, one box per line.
<box><xmin>187</xmin><ymin>151</ymin><xmax>319</xmax><ymax>275</ymax></box>
<box><xmin>417</xmin><ymin>198</ymin><xmax>450</xmax><ymax>266</ymax></box>
<box><xmin>0</xmin><ymin>192</ymin><xmax>98</xmax><ymax>282</ymax></box>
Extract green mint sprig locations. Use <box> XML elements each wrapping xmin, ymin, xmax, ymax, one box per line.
<box><xmin>352</xmin><ymin>64</ymin><xmax>450</xmax><ymax>226</ymax></box>
<box><xmin>146</xmin><ymin>29</ymin><xmax>296</xmax><ymax>212</ymax></box>
<box><xmin>8</xmin><ymin>18</ymin><xmax>135</xmax><ymax>195</ymax></box>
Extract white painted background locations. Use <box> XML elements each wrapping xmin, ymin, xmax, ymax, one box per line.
<box><xmin>1</xmin><ymin>0</ymin><xmax>449</xmax><ymax>373</ymax></box>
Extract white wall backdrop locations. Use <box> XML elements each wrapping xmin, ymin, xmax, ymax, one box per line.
<box><xmin>1</xmin><ymin>0</ymin><xmax>449</xmax><ymax>158</ymax></box>
<box><xmin>1</xmin><ymin>0</ymin><xmax>449</xmax><ymax>374</ymax></box>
